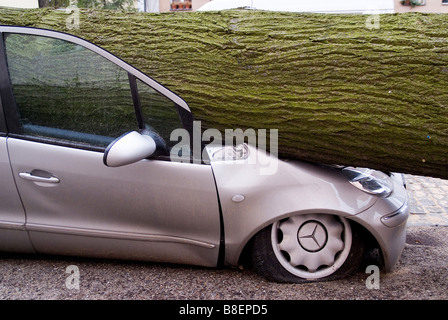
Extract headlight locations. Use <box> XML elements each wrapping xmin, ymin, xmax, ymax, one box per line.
<box><xmin>341</xmin><ymin>167</ymin><xmax>394</xmax><ymax>197</ymax></box>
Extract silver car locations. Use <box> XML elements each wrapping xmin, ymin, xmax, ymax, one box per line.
<box><xmin>0</xmin><ymin>26</ymin><xmax>409</xmax><ymax>283</ymax></box>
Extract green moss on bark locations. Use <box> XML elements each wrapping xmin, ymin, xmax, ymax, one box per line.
<box><xmin>1</xmin><ymin>8</ymin><xmax>447</xmax><ymax>178</ymax></box>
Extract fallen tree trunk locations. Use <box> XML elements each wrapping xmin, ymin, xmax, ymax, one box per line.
<box><xmin>1</xmin><ymin>8</ymin><xmax>447</xmax><ymax>179</ymax></box>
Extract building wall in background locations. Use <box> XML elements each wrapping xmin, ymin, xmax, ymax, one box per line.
<box><xmin>394</xmin><ymin>0</ymin><xmax>448</xmax><ymax>12</ymax></box>
<box><xmin>0</xmin><ymin>0</ymin><xmax>39</xmax><ymax>8</ymax></box>
<box><xmin>159</xmin><ymin>0</ymin><xmax>211</xmax><ymax>12</ymax></box>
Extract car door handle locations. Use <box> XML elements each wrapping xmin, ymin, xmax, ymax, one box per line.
<box><xmin>19</xmin><ymin>172</ymin><xmax>60</xmax><ymax>184</ymax></box>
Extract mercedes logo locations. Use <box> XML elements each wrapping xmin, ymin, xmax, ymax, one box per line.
<box><xmin>297</xmin><ymin>221</ymin><xmax>328</xmax><ymax>252</ymax></box>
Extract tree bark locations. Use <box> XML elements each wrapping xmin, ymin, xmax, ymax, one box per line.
<box><xmin>1</xmin><ymin>8</ymin><xmax>447</xmax><ymax>179</ymax></box>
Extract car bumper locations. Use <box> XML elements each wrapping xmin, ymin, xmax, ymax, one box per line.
<box><xmin>350</xmin><ymin>173</ymin><xmax>409</xmax><ymax>272</ymax></box>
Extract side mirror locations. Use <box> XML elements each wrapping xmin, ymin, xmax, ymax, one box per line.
<box><xmin>103</xmin><ymin>131</ymin><xmax>156</xmax><ymax>167</ymax></box>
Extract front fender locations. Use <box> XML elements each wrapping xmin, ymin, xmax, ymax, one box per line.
<box><xmin>209</xmin><ymin>145</ymin><xmax>376</xmax><ymax>266</ymax></box>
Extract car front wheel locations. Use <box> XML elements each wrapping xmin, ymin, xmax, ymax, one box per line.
<box><xmin>250</xmin><ymin>213</ymin><xmax>364</xmax><ymax>283</ymax></box>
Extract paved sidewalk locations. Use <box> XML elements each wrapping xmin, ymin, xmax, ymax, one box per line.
<box><xmin>405</xmin><ymin>174</ymin><xmax>448</xmax><ymax>227</ymax></box>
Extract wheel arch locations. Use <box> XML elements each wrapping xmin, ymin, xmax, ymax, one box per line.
<box><xmin>237</xmin><ymin>211</ymin><xmax>381</xmax><ymax>282</ymax></box>
<box><xmin>232</xmin><ymin>208</ymin><xmax>380</xmax><ymax>268</ymax></box>
<box><xmin>237</xmin><ymin>213</ymin><xmax>384</xmax><ymax>272</ymax></box>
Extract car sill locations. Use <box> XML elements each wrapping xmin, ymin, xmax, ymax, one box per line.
<box><xmin>26</xmin><ymin>223</ymin><xmax>216</xmax><ymax>249</ymax></box>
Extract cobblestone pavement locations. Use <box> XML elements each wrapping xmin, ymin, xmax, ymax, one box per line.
<box><xmin>405</xmin><ymin>174</ymin><xmax>448</xmax><ymax>227</ymax></box>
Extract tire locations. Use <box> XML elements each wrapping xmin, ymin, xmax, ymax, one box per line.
<box><xmin>250</xmin><ymin>213</ymin><xmax>364</xmax><ymax>283</ymax></box>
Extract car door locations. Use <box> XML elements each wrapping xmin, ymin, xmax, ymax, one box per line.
<box><xmin>0</xmin><ymin>27</ymin><xmax>221</xmax><ymax>267</ymax></box>
<box><xmin>0</xmin><ymin>83</ymin><xmax>35</xmax><ymax>254</ymax></box>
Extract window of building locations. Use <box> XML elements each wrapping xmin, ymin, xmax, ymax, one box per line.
<box><xmin>400</xmin><ymin>0</ymin><xmax>426</xmax><ymax>5</ymax></box>
<box><xmin>170</xmin><ymin>0</ymin><xmax>192</xmax><ymax>11</ymax></box>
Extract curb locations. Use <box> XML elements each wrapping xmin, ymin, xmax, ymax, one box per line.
<box><xmin>405</xmin><ymin>174</ymin><xmax>448</xmax><ymax>227</ymax></box>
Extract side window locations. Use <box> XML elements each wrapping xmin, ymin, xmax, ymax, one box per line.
<box><xmin>137</xmin><ymin>79</ymin><xmax>183</xmax><ymax>151</ymax></box>
<box><xmin>4</xmin><ymin>33</ymin><xmax>183</xmax><ymax>151</ymax></box>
